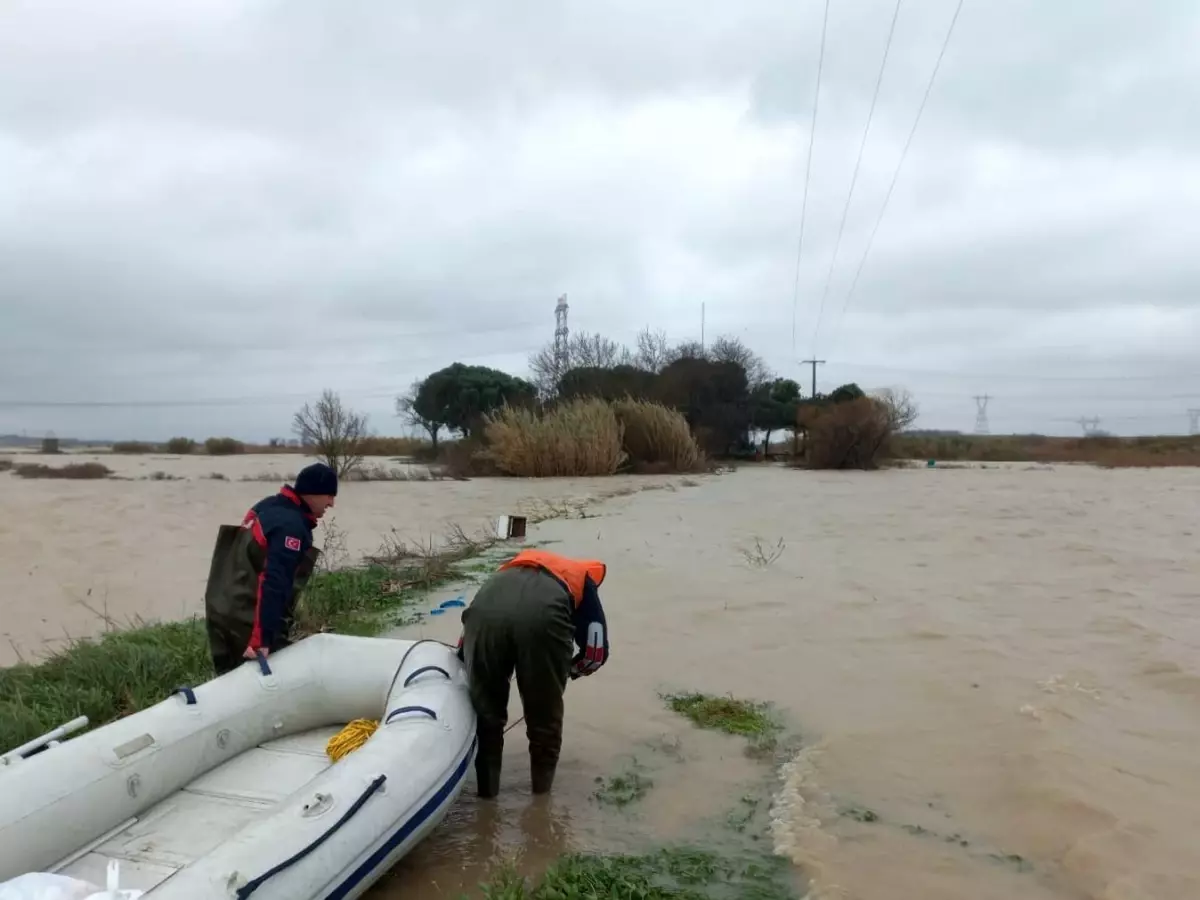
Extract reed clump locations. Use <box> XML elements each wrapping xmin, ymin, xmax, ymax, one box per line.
<box><xmin>484</xmin><ymin>399</ymin><xmax>626</xmax><ymax>477</ymax></box>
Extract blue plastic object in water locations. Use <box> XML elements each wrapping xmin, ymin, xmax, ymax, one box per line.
<box><xmin>428</xmin><ymin>608</ymin><xmax>446</xmax><ymax>616</ymax></box>
<box><xmin>439</xmin><ymin>596</ymin><xmax>466</xmax><ymax>609</ymax></box>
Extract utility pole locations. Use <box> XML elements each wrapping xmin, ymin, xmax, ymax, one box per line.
<box><xmin>700</xmin><ymin>302</ymin><xmax>706</xmax><ymax>353</ymax></box>
<box><xmin>1188</xmin><ymin>409</ymin><xmax>1200</xmax><ymax>435</ymax></box>
<box><xmin>800</xmin><ymin>359</ymin><xmax>825</xmax><ymax>398</ymax></box>
<box><xmin>973</xmin><ymin>395</ymin><xmax>991</xmax><ymax>435</ymax></box>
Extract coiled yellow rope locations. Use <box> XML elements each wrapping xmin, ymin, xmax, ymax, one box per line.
<box><xmin>326</xmin><ymin>718</ymin><xmax>379</xmax><ymax>762</ymax></box>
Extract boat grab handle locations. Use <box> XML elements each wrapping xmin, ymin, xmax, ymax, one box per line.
<box><xmin>171</xmin><ymin>686</ymin><xmax>197</xmax><ymax>705</ymax></box>
<box><xmin>385</xmin><ymin>705</ymin><xmax>438</xmax><ymax>725</ymax></box>
<box><xmin>403</xmin><ymin>665</ymin><xmax>450</xmax><ymax>687</ymax></box>
<box><xmin>236</xmin><ymin>774</ymin><xmax>387</xmax><ymax>899</ymax></box>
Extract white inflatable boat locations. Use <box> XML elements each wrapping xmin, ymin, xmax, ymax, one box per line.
<box><xmin>0</xmin><ymin>635</ymin><xmax>476</xmax><ymax>899</ymax></box>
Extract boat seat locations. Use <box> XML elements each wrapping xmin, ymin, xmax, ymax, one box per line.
<box><xmin>57</xmin><ymin>726</ymin><xmax>343</xmax><ymax>893</ymax></box>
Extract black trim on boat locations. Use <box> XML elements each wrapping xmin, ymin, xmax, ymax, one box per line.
<box><xmin>403</xmin><ymin>665</ymin><xmax>451</xmax><ymax>687</ymax></box>
<box><xmin>171</xmin><ymin>686</ymin><xmax>197</xmax><ymax>705</ymax></box>
<box><xmin>235</xmin><ymin>774</ymin><xmax>388</xmax><ymax>899</ymax></box>
<box><xmin>384</xmin><ymin>706</ymin><xmax>438</xmax><ymax>725</ymax></box>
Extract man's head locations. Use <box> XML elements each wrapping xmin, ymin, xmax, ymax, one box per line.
<box><xmin>293</xmin><ymin>462</ymin><xmax>338</xmax><ymax>518</ymax></box>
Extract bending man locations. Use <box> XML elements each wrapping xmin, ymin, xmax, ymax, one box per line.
<box><xmin>457</xmin><ymin>548</ymin><xmax>610</xmax><ymax>798</ymax></box>
<box><xmin>203</xmin><ymin>462</ymin><xmax>337</xmax><ymax>675</ymax></box>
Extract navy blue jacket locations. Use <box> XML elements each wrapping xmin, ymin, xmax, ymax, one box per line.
<box><xmin>242</xmin><ymin>486</ymin><xmax>317</xmax><ymax>649</ymax></box>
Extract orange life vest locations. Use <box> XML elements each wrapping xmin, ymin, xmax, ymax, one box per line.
<box><xmin>498</xmin><ymin>549</ymin><xmax>607</xmax><ymax>608</ymax></box>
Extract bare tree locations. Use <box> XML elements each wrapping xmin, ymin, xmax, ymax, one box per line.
<box><xmin>570</xmin><ymin>331</ymin><xmax>632</xmax><ymax>368</ymax></box>
<box><xmin>708</xmin><ymin>335</ymin><xmax>772</xmax><ymax>388</ymax></box>
<box><xmin>395</xmin><ymin>379</ymin><xmax>443</xmax><ymax>452</ymax></box>
<box><xmin>873</xmin><ymin>387</ymin><xmax>920</xmax><ymax>433</ymax></box>
<box><xmin>667</xmin><ymin>339</ymin><xmax>706</xmax><ymax>362</ymax></box>
<box><xmin>526</xmin><ymin>344</ymin><xmax>560</xmax><ymax>398</ymax></box>
<box><xmin>525</xmin><ymin>330</ymin><xmax>634</xmax><ymax>397</ymax></box>
<box><xmin>292</xmin><ymin>389</ymin><xmax>367</xmax><ymax>478</ymax></box>
<box><xmin>633</xmin><ymin>326</ymin><xmax>671</xmax><ymax>372</ymax></box>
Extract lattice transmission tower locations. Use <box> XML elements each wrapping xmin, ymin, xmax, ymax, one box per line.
<box><xmin>553</xmin><ymin>294</ymin><xmax>569</xmax><ymax>381</ymax></box>
<box><xmin>1188</xmin><ymin>408</ymin><xmax>1200</xmax><ymax>436</ymax></box>
<box><xmin>973</xmin><ymin>394</ymin><xmax>991</xmax><ymax>435</ymax></box>
<box><xmin>1076</xmin><ymin>416</ymin><xmax>1102</xmax><ymax>436</ymax></box>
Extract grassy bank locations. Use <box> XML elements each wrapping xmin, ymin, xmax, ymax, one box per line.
<box><xmin>892</xmin><ymin>433</ymin><xmax>1200</xmax><ymax>467</ymax></box>
<box><xmin>0</xmin><ymin>526</ymin><xmax>498</xmax><ymax>752</ymax></box>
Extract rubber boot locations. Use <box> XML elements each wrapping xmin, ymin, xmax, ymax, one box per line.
<box><xmin>530</xmin><ymin>760</ymin><xmax>557</xmax><ymax>795</ymax></box>
<box><xmin>529</xmin><ymin>737</ymin><xmax>560</xmax><ymax>795</ymax></box>
<box><xmin>475</xmin><ymin>726</ymin><xmax>504</xmax><ymax>799</ymax></box>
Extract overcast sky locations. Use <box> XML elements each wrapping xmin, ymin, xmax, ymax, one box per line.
<box><xmin>2</xmin><ymin>0</ymin><xmax>1198</xmax><ymax>440</ymax></box>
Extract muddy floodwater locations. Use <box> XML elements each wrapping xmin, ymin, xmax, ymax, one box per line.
<box><xmin>5</xmin><ymin>457</ymin><xmax>1200</xmax><ymax>898</ymax></box>
<box><xmin>370</xmin><ymin>464</ymin><xmax>1200</xmax><ymax>900</ymax></box>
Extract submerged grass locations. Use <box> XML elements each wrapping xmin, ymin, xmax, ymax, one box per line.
<box><xmin>592</xmin><ymin>760</ymin><xmax>655</xmax><ymax>809</ymax></box>
<box><xmin>662</xmin><ymin>692</ymin><xmax>782</xmax><ymax>751</ymax></box>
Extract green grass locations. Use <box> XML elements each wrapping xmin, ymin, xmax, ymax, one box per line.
<box><xmin>478</xmin><ymin>847</ymin><xmax>797</xmax><ymax>900</ymax></box>
<box><xmin>662</xmin><ymin>692</ymin><xmax>782</xmax><ymax>751</ymax></box>
<box><xmin>0</xmin><ymin>549</ymin><xmax>485</xmax><ymax>753</ymax></box>
<box><xmin>0</xmin><ymin>619</ymin><xmax>212</xmax><ymax>752</ymax></box>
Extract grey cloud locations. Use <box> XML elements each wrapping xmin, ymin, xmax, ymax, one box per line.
<box><xmin>2</xmin><ymin>0</ymin><xmax>1198</xmax><ymax>440</ymax></box>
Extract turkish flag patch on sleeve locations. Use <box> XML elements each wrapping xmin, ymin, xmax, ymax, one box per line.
<box><xmin>284</xmin><ymin>536</ymin><xmax>302</xmax><ymax>552</ymax></box>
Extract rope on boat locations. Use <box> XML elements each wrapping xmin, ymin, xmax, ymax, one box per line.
<box><xmin>326</xmin><ymin>719</ymin><xmax>380</xmax><ymax>762</ymax></box>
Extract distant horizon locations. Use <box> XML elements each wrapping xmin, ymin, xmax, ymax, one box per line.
<box><xmin>3</xmin><ymin>426</ymin><xmax>1196</xmax><ymax>449</ymax></box>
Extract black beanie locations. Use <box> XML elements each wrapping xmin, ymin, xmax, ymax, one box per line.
<box><xmin>294</xmin><ymin>462</ymin><xmax>339</xmax><ymax>496</ymax></box>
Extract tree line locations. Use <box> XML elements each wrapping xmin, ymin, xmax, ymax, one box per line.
<box><xmin>394</xmin><ymin>326</ymin><xmax>902</xmax><ymax>459</ymax></box>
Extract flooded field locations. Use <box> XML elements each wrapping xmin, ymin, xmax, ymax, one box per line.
<box><xmin>5</xmin><ymin>457</ymin><xmax>1200</xmax><ymax>898</ymax></box>
<box><xmin>377</xmin><ymin>464</ymin><xmax>1200</xmax><ymax>900</ymax></box>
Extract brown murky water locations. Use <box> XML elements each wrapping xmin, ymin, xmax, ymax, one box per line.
<box><xmin>367</xmin><ymin>464</ymin><xmax>1200</xmax><ymax>900</ymax></box>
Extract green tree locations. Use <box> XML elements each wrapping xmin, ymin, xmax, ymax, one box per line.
<box><xmin>415</xmin><ymin>363</ymin><xmax>537</xmax><ymax>439</ymax></box>
<box><xmin>656</xmin><ymin>357</ymin><xmax>751</xmax><ymax>456</ymax></box>
<box><xmin>752</xmin><ymin>377</ymin><xmax>802</xmax><ymax>451</ymax></box>
<box><xmin>556</xmin><ymin>364</ymin><xmax>657</xmax><ymax>402</ymax></box>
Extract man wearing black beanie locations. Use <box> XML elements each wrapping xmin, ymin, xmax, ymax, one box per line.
<box><xmin>203</xmin><ymin>462</ymin><xmax>338</xmax><ymax>675</ymax></box>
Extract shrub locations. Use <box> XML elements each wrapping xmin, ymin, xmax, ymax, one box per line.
<box><xmin>110</xmin><ymin>441</ymin><xmax>155</xmax><ymax>454</ymax></box>
<box><xmin>611</xmin><ymin>398</ymin><xmax>703</xmax><ymax>472</ymax></box>
<box><xmin>484</xmin><ymin>399</ymin><xmax>626</xmax><ymax>477</ymax></box>
<box><xmin>804</xmin><ymin>397</ymin><xmax>893</xmax><ymax>470</ymax></box>
<box><xmin>165</xmin><ymin>437</ymin><xmax>197</xmax><ymax>454</ymax></box>
<box><xmin>204</xmin><ymin>437</ymin><xmax>246</xmax><ymax>456</ymax></box>
<box><xmin>14</xmin><ymin>462</ymin><xmax>112</xmax><ymax>479</ymax></box>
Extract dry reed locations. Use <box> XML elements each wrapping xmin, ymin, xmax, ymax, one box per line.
<box><xmin>484</xmin><ymin>399</ymin><xmax>626</xmax><ymax>476</ymax></box>
<box><xmin>612</xmin><ymin>398</ymin><xmax>703</xmax><ymax>471</ymax></box>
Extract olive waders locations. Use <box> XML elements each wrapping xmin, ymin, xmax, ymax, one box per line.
<box><xmin>460</xmin><ymin>565</ymin><xmax>575</xmax><ymax>798</ymax></box>
<box><xmin>203</xmin><ymin>523</ymin><xmax>320</xmax><ymax>676</ymax></box>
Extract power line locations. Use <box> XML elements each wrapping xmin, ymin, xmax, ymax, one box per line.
<box><xmin>790</xmin><ymin>0</ymin><xmax>832</xmax><ymax>359</ymax></box>
<box><xmin>826</xmin><ymin>0</ymin><xmax>967</xmax><ymax>356</ymax></box>
<box><xmin>810</xmin><ymin>0</ymin><xmax>904</xmax><ymax>355</ymax></box>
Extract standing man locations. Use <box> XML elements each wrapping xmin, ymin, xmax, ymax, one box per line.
<box><xmin>457</xmin><ymin>548</ymin><xmax>610</xmax><ymax>798</ymax></box>
<box><xmin>203</xmin><ymin>462</ymin><xmax>338</xmax><ymax>675</ymax></box>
